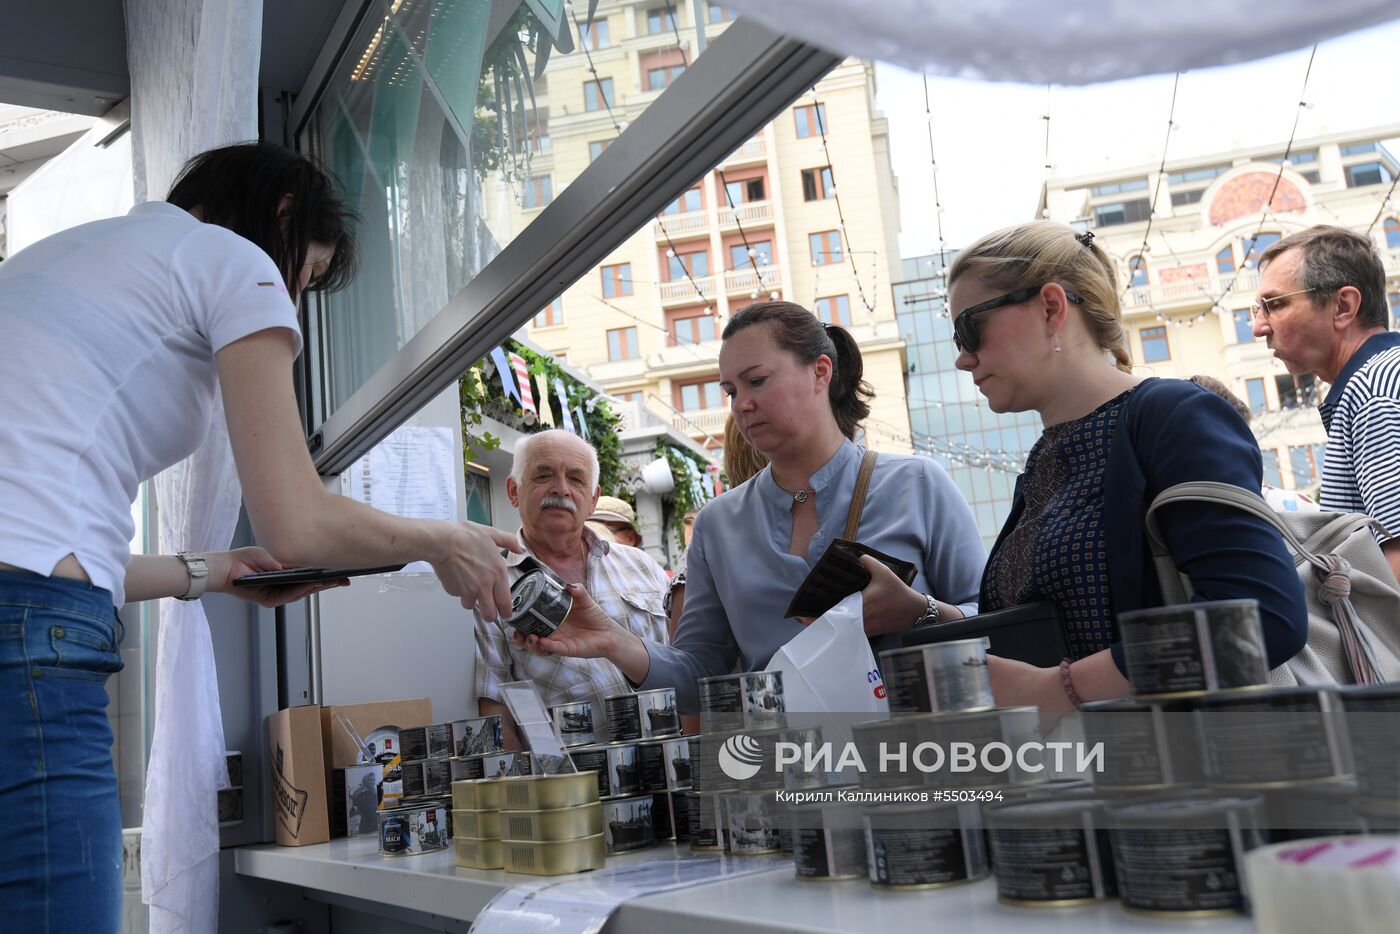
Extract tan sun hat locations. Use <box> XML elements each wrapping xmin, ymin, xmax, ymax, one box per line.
<box><xmin>588</xmin><ymin>495</ymin><xmax>637</xmax><ymax>531</ymax></box>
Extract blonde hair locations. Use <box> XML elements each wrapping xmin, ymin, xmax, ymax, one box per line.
<box><xmin>722</xmin><ymin>414</ymin><xmax>768</xmax><ymax>486</ymax></box>
<box><xmin>948</xmin><ymin>221</ymin><xmax>1132</xmax><ymax>373</ymax></box>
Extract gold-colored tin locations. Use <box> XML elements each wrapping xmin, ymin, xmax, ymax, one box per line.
<box><xmin>455</xmin><ymin>836</ymin><xmax>504</xmax><ymax>870</ymax></box>
<box><xmin>501</xmin><ymin>803</ymin><xmax>603</xmax><ymax>841</ymax></box>
<box><xmin>451</xmin><ymin>777</ymin><xmax>503</xmax><ymax>811</ymax></box>
<box><xmin>499</xmin><ymin>772</ymin><xmax>599</xmax><ymax>811</ymax></box>
<box><xmin>452</xmin><ymin>808</ymin><xmax>501</xmax><ymax>839</ymax></box>
<box><xmin>502</xmin><ymin>833</ymin><xmax>607</xmax><ymax>875</ymax></box>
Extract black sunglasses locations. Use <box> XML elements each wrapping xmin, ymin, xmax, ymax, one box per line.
<box><xmin>953</xmin><ymin>285</ymin><xmax>1083</xmax><ymax>353</ymax></box>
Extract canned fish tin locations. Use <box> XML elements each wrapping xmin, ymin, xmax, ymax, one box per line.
<box><xmin>698</xmin><ymin>671</ymin><xmax>786</xmax><ymax>733</ymax></box>
<box><xmin>549</xmin><ymin>702</ymin><xmax>598</xmax><ymax>747</ymax></box>
<box><xmin>664</xmin><ymin>735</ymin><xmax>693</xmax><ymax>790</ymax></box>
<box><xmin>602</xmin><ymin>794</ymin><xmax>656</xmax><ymax>854</ymax></box>
<box><xmin>1079</xmin><ymin>699</ymin><xmax>1203</xmax><ymax>791</ymax></box>
<box><xmin>1108</xmin><ymin>793</ymin><xmax>1265</xmax><ymax>916</ymax></box>
<box><xmin>637</xmin><ymin>739</ymin><xmax>672</xmax><ymax>793</ymax></box>
<box><xmin>505</xmin><ymin>568</ymin><xmax>572</xmax><ymax>639</ymax></box>
<box><xmin>449</xmin><ymin>755</ymin><xmax>485</xmax><ymax>783</ymax></box>
<box><xmin>724</xmin><ymin>792</ymin><xmax>782</xmax><ymax>855</ymax></box>
<box><xmin>1119</xmin><ymin>599</ymin><xmax>1269</xmax><ymax>699</ymax></box>
<box><xmin>455</xmin><ymin>835</ymin><xmax>504</xmax><ymax>870</ymax></box>
<box><xmin>880</xmin><ymin>638</ymin><xmax>995</xmax><ymax>714</ymax></box>
<box><xmin>689</xmin><ymin>791</ymin><xmax>727</xmax><ymax>851</ymax></box>
<box><xmin>450</xmin><ymin>715</ymin><xmax>504</xmax><ymax>757</ymax></box>
<box><xmin>1262</xmin><ymin>783</ymin><xmax>1367</xmax><ymax>841</ymax></box>
<box><xmin>452</xmin><ymin>808</ymin><xmax>501</xmax><ymax>839</ymax></box>
<box><xmin>570</xmin><ymin>742</ymin><xmax>640</xmax><ymax>799</ymax></box>
<box><xmin>398</xmin><ymin>727</ymin><xmax>429</xmax><ymax>762</ymax></box>
<box><xmin>787</xmin><ymin>790</ymin><xmax>868</xmax><ymax>880</ymax></box>
<box><xmin>691</xmin><ymin>730</ymin><xmax>794</xmax><ymax>792</ymax></box>
<box><xmin>480</xmin><ymin>751</ymin><xmax>533</xmax><ymax>779</ymax></box>
<box><xmin>426</xmin><ymin>723</ymin><xmax>454</xmax><ymax>759</ymax></box>
<box><xmin>863</xmin><ymin>801</ymin><xmax>988</xmax><ymax>889</ymax></box>
<box><xmin>604</xmin><ymin>688</ymin><xmax>681</xmax><ymax>742</ymax></box>
<box><xmin>502</xmin><ymin>834</ymin><xmax>606</xmax><ymax>875</ymax></box>
<box><xmin>985</xmin><ymin>796</ymin><xmax>1117</xmax><ymax>905</ymax></box>
<box><xmin>854</xmin><ymin>708</ymin><xmax>1047</xmax><ymax>793</ymax></box>
<box><xmin>217</xmin><ymin>787</ymin><xmax>244</xmax><ymax>825</ymax></box>
<box><xmin>401</xmin><ymin>758</ymin><xmax>453</xmax><ymax>799</ymax></box>
<box><xmin>452</xmin><ymin>777</ymin><xmax>504</xmax><ymax>811</ymax></box>
<box><xmin>378</xmin><ymin>802</ymin><xmax>450</xmax><ymax>856</ymax></box>
<box><xmin>501</xmin><ymin>803</ymin><xmax>603</xmax><ymax>842</ymax></box>
<box><xmin>1197</xmin><ymin>686</ymin><xmax>1352</xmax><ymax>789</ymax></box>
<box><xmin>1339</xmin><ymin>683</ymin><xmax>1400</xmax><ymax>800</ymax></box>
<box><xmin>499</xmin><ymin>772</ymin><xmax>599</xmax><ymax>811</ymax></box>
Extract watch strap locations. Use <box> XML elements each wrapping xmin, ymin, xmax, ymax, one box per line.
<box><xmin>912</xmin><ymin>593</ymin><xmax>940</xmax><ymax>628</ymax></box>
<box><xmin>177</xmin><ymin>552</ymin><xmax>209</xmax><ymax>601</ymax></box>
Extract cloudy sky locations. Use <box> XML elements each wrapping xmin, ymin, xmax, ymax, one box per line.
<box><xmin>876</xmin><ymin>19</ymin><xmax>1400</xmax><ymax>257</ymax></box>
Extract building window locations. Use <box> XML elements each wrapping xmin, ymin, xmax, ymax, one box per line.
<box><xmin>815</xmin><ymin>295</ymin><xmax>852</xmax><ymax>327</ymax></box>
<box><xmin>667</xmin><ymin>249</ymin><xmax>710</xmax><ymax>280</ymax></box>
<box><xmin>793</xmin><ymin>103</ymin><xmax>827</xmax><ymax>139</ymax></box>
<box><xmin>607</xmin><ymin>327</ymin><xmax>638</xmax><ymax>361</ymax></box>
<box><xmin>1301</xmin><ymin>170</ymin><xmax>1322</xmax><ymax>184</ymax></box>
<box><xmin>527</xmin><ymin>110</ymin><xmax>550</xmax><ymax>152</ymax></box>
<box><xmin>809</xmin><ymin>230</ymin><xmax>843</xmax><ymax>265</ymax></box>
<box><xmin>671</xmin><ymin>311</ymin><xmax>718</xmax><ymax>346</ymax></box>
<box><xmin>583</xmin><ymin>78</ymin><xmax>614</xmax><ymax>112</ymax></box>
<box><xmin>522</xmin><ymin>175</ymin><xmax>552</xmax><ymax>209</ymax></box>
<box><xmin>1242</xmin><ymin>232</ymin><xmax>1280</xmax><ymax>268</ymax></box>
<box><xmin>588</xmin><ymin>140</ymin><xmax>611</xmax><ymax>162</ymax></box>
<box><xmin>1166</xmin><ymin>165</ymin><xmax>1229</xmax><ymax>186</ymax></box>
<box><xmin>661</xmin><ymin>185</ymin><xmax>703</xmax><ymax>215</ymax></box>
<box><xmin>677</xmin><ymin>378</ymin><xmax>724</xmax><ymax>411</ymax></box>
<box><xmin>1261</xmin><ymin>449</ymin><xmax>1283</xmax><ymax>488</ymax></box>
<box><xmin>724</xmin><ymin>177</ymin><xmax>765</xmax><ymax>204</ymax></box>
<box><xmin>1128</xmin><ymin>256</ymin><xmax>1148</xmax><ymax>287</ymax></box>
<box><xmin>1276</xmin><ymin>373</ymin><xmax>1317</xmax><ymax>409</ymax></box>
<box><xmin>1140</xmin><ymin>326</ymin><xmax>1170</xmax><ymax>363</ymax></box>
<box><xmin>801</xmin><ymin>166</ymin><xmax>835</xmax><ymax>201</ymax></box>
<box><xmin>1346</xmin><ymin>161</ymin><xmax>1393</xmax><ymax>188</ymax></box>
<box><xmin>1289</xmin><ymin>443</ymin><xmax>1327</xmax><ymax>486</ymax></box>
<box><xmin>1390</xmin><ymin>292</ymin><xmax>1400</xmax><ymax>328</ymax></box>
<box><xmin>533</xmin><ymin>298</ymin><xmax>563</xmax><ymax>328</ymax></box>
<box><xmin>1170</xmin><ymin>189</ymin><xmax>1206</xmax><ymax>206</ymax></box>
<box><xmin>579</xmin><ymin>18</ymin><xmax>610</xmax><ymax>50</ymax></box>
<box><xmin>646</xmin><ymin>6</ymin><xmax>677</xmax><ymax>34</ymax></box>
<box><xmin>729</xmin><ymin>240</ymin><xmax>773</xmax><ymax>269</ymax></box>
<box><xmin>1341</xmin><ymin>142</ymin><xmax>1379</xmax><ymax>156</ymax></box>
<box><xmin>614</xmin><ymin>391</ymin><xmax>640</xmax><ymax>404</ymax></box>
<box><xmin>1245</xmin><ymin>378</ymin><xmax>1267</xmax><ymax>413</ymax></box>
<box><xmin>601</xmin><ymin>263</ymin><xmax>632</xmax><ymax>298</ymax></box>
<box><xmin>1090</xmin><ymin>178</ymin><xmax>1149</xmax><ymax>196</ymax></box>
<box><xmin>1264</xmin><ymin>150</ymin><xmax>1317</xmax><ymax>165</ymax></box>
<box><xmin>1233</xmin><ymin>309</ymin><xmax>1255</xmax><ymax>343</ymax></box>
<box><xmin>1216</xmin><ymin>245</ymin><xmax>1236</xmax><ymax>274</ymax></box>
<box><xmin>1385</xmin><ymin>217</ymin><xmax>1400</xmax><ymax>250</ymax></box>
<box><xmin>707</xmin><ymin>3</ymin><xmax>735</xmax><ymax>22</ymax></box>
<box><xmin>646</xmin><ymin>63</ymin><xmax>686</xmax><ymax>91</ymax></box>
<box><xmin>1092</xmin><ymin>198</ymin><xmax>1151</xmax><ymax>227</ymax></box>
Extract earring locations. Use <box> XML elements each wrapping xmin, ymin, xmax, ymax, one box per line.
<box><xmin>1052</xmin><ymin>334</ymin><xmax>1062</xmax><ymax>353</ymax></box>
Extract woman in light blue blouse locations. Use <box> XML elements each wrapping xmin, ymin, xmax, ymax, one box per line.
<box><xmin>517</xmin><ymin>302</ymin><xmax>986</xmax><ymax>711</ymax></box>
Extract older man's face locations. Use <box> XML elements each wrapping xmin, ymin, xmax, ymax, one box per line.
<box><xmin>509</xmin><ymin>436</ymin><xmax>599</xmax><ymax>539</ymax></box>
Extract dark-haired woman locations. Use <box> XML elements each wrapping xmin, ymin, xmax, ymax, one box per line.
<box><xmin>516</xmin><ymin>302</ymin><xmax>986</xmax><ymax>711</ymax></box>
<box><xmin>0</xmin><ymin>142</ymin><xmax>515</xmax><ymax>924</ymax></box>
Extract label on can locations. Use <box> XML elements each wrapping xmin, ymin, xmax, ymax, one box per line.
<box><xmin>884</xmin><ymin>642</ymin><xmax>994</xmax><ymax>714</ymax></box>
<box><xmin>637</xmin><ymin>689</ymin><xmax>680</xmax><ymax>739</ymax></box>
<box><xmin>866</xmin><ymin>822</ymin><xmax>986</xmax><ymax>887</ymax></box>
<box><xmin>638</xmin><ymin>741</ymin><xmax>671</xmax><ymax>793</ymax></box>
<box><xmin>664</xmin><ymin>737</ymin><xmax>693</xmax><ymax>790</ymax></box>
<box><xmin>550</xmin><ymin>703</ymin><xmax>596</xmax><ymax>747</ymax></box>
<box><xmin>1113</xmin><ymin>826</ymin><xmax>1248</xmax><ymax>912</ymax></box>
<box><xmin>379</xmin><ymin>814</ymin><xmax>410</xmax><ymax>854</ymax></box>
<box><xmin>605</xmin><ymin>695</ymin><xmax>642</xmax><ymax>742</ymax></box>
<box><xmin>796</xmin><ymin>826</ymin><xmax>866</xmax><ymax>879</ymax></box>
<box><xmin>602</xmin><ymin>795</ymin><xmax>655</xmax><ymax>853</ymax></box>
<box><xmin>990</xmin><ymin>826</ymin><xmax>1116</xmax><ymax>902</ymax></box>
<box><xmin>398</xmin><ymin>727</ymin><xmax>429</xmax><ymax>762</ymax></box>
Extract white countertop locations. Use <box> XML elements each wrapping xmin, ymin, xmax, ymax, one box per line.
<box><xmin>235</xmin><ymin>837</ymin><xmax>1256</xmax><ymax>933</ymax></box>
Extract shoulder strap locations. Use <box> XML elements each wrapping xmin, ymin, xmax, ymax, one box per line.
<box><xmin>844</xmin><ymin>450</ymin><xmax>879</xmax><ymax>540</ymax></box>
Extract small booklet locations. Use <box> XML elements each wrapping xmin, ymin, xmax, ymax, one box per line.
<box><xmin>784</xmin><ymin>539</ymin><xmax>918</xmax><ymax>619</ymax></box>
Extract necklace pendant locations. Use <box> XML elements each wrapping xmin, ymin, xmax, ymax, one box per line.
<box><xmin>793</xmin><ymin>490</ymin><xmax>809</xmax><ymax>504</ymax></box>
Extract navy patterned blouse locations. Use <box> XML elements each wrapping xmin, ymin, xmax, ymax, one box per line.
<box><xmin>982</xmin><ymin>386</ymin><xmax>1140</xmax><ymax>660</ymax></box>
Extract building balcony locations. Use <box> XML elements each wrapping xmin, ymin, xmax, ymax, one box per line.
<box><xmin>1121</xmin><ymin>268</ymin><xmax>1260</xmax><ymax>315</ymax></box>
<box><xmin>670</xmin><ymin>405</ymin><xmax>728</xmax><ymax>436</ymax></box>
<box><xmin>653</xmin><ymin>209</ymin><xmax>709</xmax><ymax>239</ymax></box>
<box><xmin>723</xmin><ymin>136</ymin><xmax>767</xmax><ymax>166</ymax></box>
<box><xmin>719</xmin><ymin>200</ymin><xmax>773</xmax><ymax>230</ymax></box>
<box><xmin>658</xmin><ymin>274</ymin><xmax>715</xmax><ymax>305</ymax></box>
<box><xmin>724</xmin><ymin>264</ymin><xmax>782</xmax><ymax>294</ymax></box>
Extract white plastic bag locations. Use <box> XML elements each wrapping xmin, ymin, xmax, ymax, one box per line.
<box><xmin>764</xmin><ymin>593</ymin><xmax>889</xmax><ymax>716</ymax></box>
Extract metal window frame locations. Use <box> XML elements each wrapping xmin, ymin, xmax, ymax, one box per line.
<box><xmin>289</xmin><ymin>7</ymin><xmax>838</xmax><ymax>474</ymax></box>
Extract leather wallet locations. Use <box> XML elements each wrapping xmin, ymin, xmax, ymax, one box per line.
<box><xmin>784</xmin><ymin>538</ymin><xmax>918</xmax><ymax>619</ymax></box>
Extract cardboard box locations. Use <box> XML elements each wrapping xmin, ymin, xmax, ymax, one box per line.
<box><xmin>320</xmin><ymin>699</ymin><xmax>433</xmax><ymax>773</ymax></box>
<box><xmin>267</xmin><ymin>705</ymin><xmax>330</xmax><ymax>847</ymax></box>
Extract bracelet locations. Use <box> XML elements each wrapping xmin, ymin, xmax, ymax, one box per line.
<box><xmin>1059</xmin><ymin>657</ymin><xmax>1083</xmax><ymax>710</ymax></box>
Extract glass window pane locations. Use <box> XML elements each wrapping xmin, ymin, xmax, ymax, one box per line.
<box><xmin>1233</xmin><ymin>309</ymin><xmax>1254</xmax><ymax>343</ymax></box>
<box><xmin>1261</xmin><ymin>449</ymin><xmax>1283</xmax><ymax>488</ymax></box>
<box><xmin>681</xmin><ymin>384</ymin><xmax>700</xmax><ymax>410</ymax></box>
<box><xmin>1246</xmin><ymin>378</ymin><xmax>1267</xmax><ymax>413</ymax></box>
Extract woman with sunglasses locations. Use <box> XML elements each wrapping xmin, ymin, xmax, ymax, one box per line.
<box><xmin>947</xmin><ymin>221</ymin><xmax>1306</xmax><ymax>713</ymax></box>
<box><xmin>511</xmin><ymin>301</ymin><xmax>986</xmax><ymax>710</ymax></box>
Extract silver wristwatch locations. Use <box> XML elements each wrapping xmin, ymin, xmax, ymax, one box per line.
<box><xmin>177</xmin><ymin>552</ymin><xmax>209</xmax><ymax>601</ymax></box>
<box><xmin>912</xmin><ymin>593</ymin><xmax>940</xmax><ymax>628</ymax></box>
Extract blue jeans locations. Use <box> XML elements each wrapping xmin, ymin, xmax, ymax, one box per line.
<box><xmin>0</xmin><ymin>570</ymin><xmax>124</xmax><ymax>933</ymax></box>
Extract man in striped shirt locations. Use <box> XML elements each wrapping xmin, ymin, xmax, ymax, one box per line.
<box><xmin>1254</xmin><ymin>226</ymin><xmax>1400</xmax><ymax>584</ymax></box>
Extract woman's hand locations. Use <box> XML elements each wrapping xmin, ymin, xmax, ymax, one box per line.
<box><xmin>431</xmin><ymin>522</ymin><xmax>523</xmax><ymax>620</ymax></box>
<box><xmin>206</xmin><ymin>547</ymin><xmax>349</xmax><ymax>608</ymax></box>
<box><xmin>987</xmin><ymin>655</ymin><xmax>1076</xmax><ymax>729</ymax></box>
<box><xmin>515</xmin><ymin>583</ymin><xmax>621</xmax><ymax>659</ymax></box>
<box><xmin>857</xmin><ymin>555</ymin><xmax>930</xmax><ymax>637</ymax></box>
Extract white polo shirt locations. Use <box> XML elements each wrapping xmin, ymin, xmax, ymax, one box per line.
<box><xmin>0</xmin><ymin>202</ymin><xmax>302</xmax><ymax>605</ymax></box>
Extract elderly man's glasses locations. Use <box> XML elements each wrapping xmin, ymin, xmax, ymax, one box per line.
<box><xmin>953</xmin><ymin>285</ymin><xmax>1083</xmax><ymax>353</ymax></box>
<box><xmin>1250</xmin><ymin>288</ymin><xmax>1317</xmax><ymax>320</ymax></box>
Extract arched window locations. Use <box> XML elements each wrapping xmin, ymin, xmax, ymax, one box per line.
<box><xmin>1384</xmin><ymin>217</ymin><xmax>1400</xmax><ymax>250</ymax></box>
<box><xmin>1242</xmin><ymin>231</ymin><xmax>1281</xmax><ymax>268</ymax></box>
<box><xmin>1128</xmin><ymin>255</ymin><xmax>1148</xmax><ymax>288</ymax></box>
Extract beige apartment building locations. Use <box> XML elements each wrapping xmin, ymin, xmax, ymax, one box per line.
<box><xmin>484</xmin><ymin>1</ymin><xmax>911</xmax><ymax>458</ymax></box>
<box><xmin>1042</xmin><ymin>125</ymin><xmax>1400</xmax><ymax>494</ymax></box>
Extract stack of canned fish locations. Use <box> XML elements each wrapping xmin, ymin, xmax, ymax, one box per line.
<box><xmin>454</xmin><ymin>772</ymin><xmax>605</xmax><ymax>874</ymax></box>
<box><xmin>688</xmin><ymin>671</ymin><xmax>827</xmax><ymax>858</ymax></box>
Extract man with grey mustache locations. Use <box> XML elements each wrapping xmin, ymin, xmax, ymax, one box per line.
<box><xmin>474</xmin><ymin>429</ymin><xmax>671</xmax><ymax>749</ymax></box>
